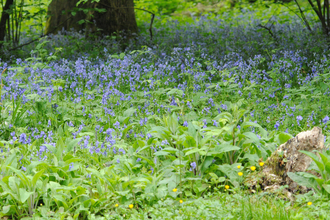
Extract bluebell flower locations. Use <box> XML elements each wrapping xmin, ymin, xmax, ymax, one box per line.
<box><xmin>323</xmin><ymin>116</ymin><xmax>329</xmax><ymax>124</ymax></box>
<box><xmin>274</xmin><ymin>121</ymin><xmax>280</xmax><ymax>130</ymax></box>
<box><xmin>69</xmin><ymin>163</ymin><xmax>74</xmax><ymax>171</ymax></box>
<box><xmin>190</xmin><ymin>162</ymin><xmax>196</xmax><ymax>170</ymax></box>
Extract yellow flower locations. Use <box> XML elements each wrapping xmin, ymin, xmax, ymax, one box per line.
<box><xmin>307</xmin><ymin>202</ymin><xmax>312</xmax><ymax>206</ymax></box>
<box><xmin>238</xmin><ymin>172</ymin><xmax>243</xmax><ymax>176</ymax></box>
<box><xmin>180</xmin><ymin>200</ymin><xmax>183</xmax><ymax>204</ymax></box>
<box><xmin>173</xmin><ymin>188</ymin><xmax>177</xmax><ymax>192</ymax></box>
<box><xmin>115</xmin><ymin>204</ymin><xmax>119</xmax><ymax>207</ymax></box>
<box><xmin>129</xmin><ymin>204</ymin><xmax>133</xmax><ymax>209</ymax></box>
<box><xmin>237</xmin><ymin>165</ymin><xmax>241</xmax><ymax>169</ymax></box>
<box><xmin>225</xmin><ymin>185</ymin><xmax>230</xmax><ymax>189</ymax></box>
<box><xmin>250</xmin><ymin>166</ymin><xmax>256</xmax><ymax>171</ymax></box>
<box><xmin>259</xmin><ymin>162</ymin><xmax>264</xmax><ymax>167</ymax></box>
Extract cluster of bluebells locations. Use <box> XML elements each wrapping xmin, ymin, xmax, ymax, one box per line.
<box><xmin>0</xmin><ymin>14</ymin><xmax>330</xmax><ymax>174</ymax></box>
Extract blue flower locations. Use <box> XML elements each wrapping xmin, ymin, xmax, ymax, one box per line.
<box><xmin>274</xmin><ymin>121</ymin><xmax>280</xmax><ymax>130</ymax></box>
<box><xmin>69</xmin><ymin>163</ymin><xmax>74</xmax><ymax>171</ymax></box>
<box><xmin>190</xmin><ymin>162</ymin><xmax>196</xmax><ymax>170</ymax></box>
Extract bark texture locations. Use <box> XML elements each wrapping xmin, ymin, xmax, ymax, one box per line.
<box><xmin>0</xmin><ymin>0</ymin><xmax>14</xmax><ymax>46</ymax></box>
<box><xmin>244</xmin><ymin>127</ymin><xmax>324</xmax><ymax>198</ymax></box>
<box><xmin>45</xmin><ymin>0</ymin><xmax>137</xmax><ymax>36</ymax></box>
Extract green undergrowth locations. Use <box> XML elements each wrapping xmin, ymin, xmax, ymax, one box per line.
<box><xmin>30</xmin><ymin>191</ymin><xmax>330</xmax><ymax>220</ymax></box>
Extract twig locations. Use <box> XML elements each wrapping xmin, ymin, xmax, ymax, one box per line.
<box><xmin>257</xmin><ymin>24</ymin><xmax>277</xmax><ymax>40</ymax></box>
<box><xmin>292</xmin><ymin>0</ymin><xmax>312</xmax><ymax>32</ymax></box>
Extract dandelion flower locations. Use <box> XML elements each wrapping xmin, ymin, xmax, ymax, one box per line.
<box><xmin>237</xmin><ymin>165</ymin><xmax>241</xmax><ymax>169</ymax></box>
<box><xmin>129</xmin><ymin>204</ymin><xmax>133</xmax><ymax>209</ymax></box>
<box><xmin>259</xmin><ymin>162</ymin><xmax>264</xmax><ymax>167</ymax></box>
<box><xmin>238</xmin><ymin>172</ymin><xmax>243</xmax><ymax>176</ymax></box>
<box><xmin>115</xmin><ymin>204</ymin><xmax>119</xmax><ymax>207</ymax></box>
<box><xmin>307</xmin><ymin>202</ymin><xmax>312</xmax><ymax>206</ymax></box>
<box><xmin>225</xmin><ymin>185</ymin><xmax>230</xmax><ymax>189</ymax></box>
<box><xmin>250</xmin><ymin>166</ymin><xmax>256</xmax><ymax>171</ymax></box>
<box><xmin>180</xmin><ymin>200</ymin><xmax>183</xmax><ymax>204</ymax></box>
<box><xmin>173</xmin><ymin>188</ymin><xmax>177</xmax><ymax>192</ymax></box>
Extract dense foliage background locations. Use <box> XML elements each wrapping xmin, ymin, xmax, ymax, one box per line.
<box><xmin>1</xmin><ymin>0</ymin><xmax>330</xmax><ymax>219</ymax></box>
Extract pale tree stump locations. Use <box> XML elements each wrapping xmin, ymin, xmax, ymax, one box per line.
<box><xmin>244</xmin><ymin>127</ymin><xmax>324</xmax><ymax>199</ymax></box>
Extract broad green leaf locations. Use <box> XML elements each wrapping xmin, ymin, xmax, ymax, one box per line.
<box><xmin>185</xmin><ymin>146</ymin><xmax>208</xmax><ymax>156</ymax></box>
<box><xmin>67</xmin><ymin>138</ymin><xmax>83</xmax><ymax>153</ymax></box>
<box><xmin>322</xmin><ymin>184</ymin><xmax>330</xmax><ymax>194</ymax></box>
<box><xmin>300</xmin><ymin>151</ymin><xmax>325</xmax><ymax>172</ymax></box>
<box><xmin>123</xmin><ymin>108</ymin><xmax>137</xmax><ymax>117</ymax></box>
<box><xmin>242</xmin><ymin>132</ymin><xmax>261</xmax><ymax>144</ymax></box>
<box><xmin>32</xmin><ymin>169</ymin><xmax>45</xmax><ymax>188</ymax></box>
<box><xmin>6</xmin><ymin>166</ymin><xmax>29</xmax><ymax>188</ymax></box>
<box><xmin>183</xmin><ymin>135</ymin><xmax>196</xmax><ymax>149</ymax></box>
<box><xmin>287</xmin><ymin>172</ymin><xmax>319</xmax><ymax>190</ymax></box>
<box><xmin>319</xmin><ymin>153</ymin><xmax>329</xmax><ymax>166</ymax></box>
<box><xmin>325</xmin><ymin>162</ymin><xmax>330</xmax><ymax>174</ymax></box>
<box><xmin>209</xmin><ymin>144</ymin><xmax>240</xmax><ymax>155</ymax></box>
<box><xmin>19</xmin><ymin>188</ymin><xmax>33</xmax><ymax>203</ymax></box>
<box><xmin>278</xmin><ymin>132</ymin><xmax>293</xmax><ymax>145</ymax></box>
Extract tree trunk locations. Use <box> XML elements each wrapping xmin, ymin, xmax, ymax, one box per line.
<box><xmin>0</xmin><ymin>0</ymin><xmax>14</xmax><ymax>47</ymax></box>
<box><xmin>44</xmin><ymin>0</ymin><xmax>137</xmax><ymax>37</ymax></box>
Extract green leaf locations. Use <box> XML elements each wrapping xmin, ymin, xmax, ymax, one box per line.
<box><xmin>278</xmin><ymin>132</ymin><xmax>293</xmax><ymax>145</ymax></box>
<box><xmin>287</xmin><ymin>172</ymin><xmax>319</xmax><ymax>190</ymax></box>
<box><xmin>300</xmin><ymin>151</ymin><xmax>325</xmax><ymax>172</ymax></box>
<box><xmin>32</xmin><ymin>169</ymin><xmax>45</xmax><ymax>188</ymax></box>
<box><xmin>242</xmin><ymin>132</ymin><xmax>261</xmax><ymax>144</ymax></box>
<box><xmin>67</xmin><ymin>138</ymin><xmax>83</xmax><ymax>153</ymax></box>
<box><xmin>209</xmin><ymin>143</ymin><xmax>240</xmax><ymax>155</ymax></box>
<box><xmin>19</xmin><ymin>188</ymin><xmax>33</xmax><ymax>203</ymax></box>
<box><xmin>185</xmin><ymin>146</ymin><xmax>208</xmax><ymax>156</ymax></box>
<box><xmin>6</xmin><ymin>166</ymin><xmax>29</xmax><ymax>188</ymax></box>
<box><xmin>188</xmin><ymin>122</ymin><xmax>197</xmax><ymax>140</ymax></box>
<box><xmin>201</xmin><ymin>156</ymin><xmax>214</xmax><ymax>173</ymax></box>
<box><xmin>1</xmin><ymin>205</ymin><xmax>16</xmax><ymax>215</ymax></box>
<box><xmin>123</xmin><ymin>107</ymin><xmax>137</xmax><ymax>117</ymax></box>
<box><xmin>322</xmin><ymin>184</ymin><xmax>330</xmax><ymax>194</ymax></box>
<box><xmin>183</xmin><ymin>135</ymin><xmax>196</xmax><ymax>149</ymax></box>
<box><xmin>319</xmin><ymin>152</ymin><xmax>329</xmax><ymax>166</ymax></box>
<box><xmin>325</xmin><ymin>162</ymin><xmax>330</xmax><ymax>174</ymax></box>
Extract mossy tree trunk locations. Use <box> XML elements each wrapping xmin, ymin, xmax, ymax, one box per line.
<box><xmin>45</xmin><ymin>0</ymin><xmax>137</xmax><ymax>37</ymax></box>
